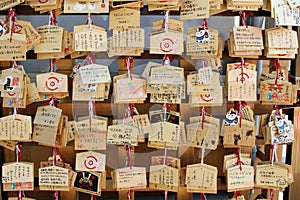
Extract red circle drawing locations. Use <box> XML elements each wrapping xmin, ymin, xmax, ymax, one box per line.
<box><xmin>84</xmin><ymin>156</ymin><xmax>98</xmax><ymax>170</ymax></box>
<box><xmin>160</xmin><ymin>38</ymin><xmax>174</xmax><ymax>52</ymax></box>
<box><xmin>200</xmin><ymin>94</ymin><xmax>214</xmax><ymax>102</ymax></box>
<box><xmin>46</xmin><ymin>76</ymin><xmax>59</xmax><ymax>91</ymax></box>
<box><xmin>236</xmin><ymin>72</ymin><xmax>249</xmax><ymax>82</ymax></box>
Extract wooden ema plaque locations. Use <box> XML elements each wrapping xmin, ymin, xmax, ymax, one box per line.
<box><xmin>186</xmin><ymin>122</ymin><xmax>219</xmax><ymax>150</ymax></box>
<box><xmin>73</xmin><ymin>171</ymin><xmax>102</xmax><ymax>196</ymax></box>
<box><xmin>74</xmin><ymin>117</ymin><xmax>107</xmax><ymax>150</ymax></box>
<box><xmin>39</xmin><ymin>166</ymin><xmax>69</xmax><ymax>191</ymax></box>
<box><xmin>2</xmin><ymin>162</ymin><xmax>34</xmax><ymax>191</ymax></box>
<box><xmin>36</xmin><ymin>72</ymin><xmax>68</xmax><ymax>94</ymax></box>
<box><xmin>223</xmin><ymin>120</ymin><xmax>256</xmax><ymax>148</ymax></box>
<box><xmin>111</xmin><ymin>167</ymin><xmax>147</xmax><ymax>191</ymax></box>
<box><xmin>75</xmin><ymin>151</ymin><xmax>106</xmax><ymax>172</ymax></box>
<box><xmin>180</xmin><ymin>0</ymin><xmax>209</xmax><ymax>20</ymax></box>
<box><xmin>150</xmin><ymin>30</ymin><xmax>184</xmax><ymax>55</ymax></box>
<box><xmin>0</xmin><ymin>114</ymin><xmax>32</xmax><ymax>141</ymax></box>
<box><xmin>0</xmin><ymin>34</ymin><xmax>27</xmax><ymax>61</ymax></box>
<box><xmin>149</xmin><ymin>165</ymin><xmax>179</xmax><ymax>192</ymax></box>
<box><xmin>107</xmin><ymin>124</ymin><xmax>138</xmax><ymax>146</ymax></box>
<box><xmin>185</xmin><ymin>163</ymin><xmax>218</xmax><ymax>194</ymax></box>
<box><xmin>255</xmin><ymin>163</ymin><xmax>292</xmax><ymax>190</ymax></box>
<box><xmin>227</xmin><ymin>68</ymin><xmax>257</xmax><ymax>101</ymax></box>
<box><xmin>227</xmin><ymin>165</ymin><xmax>254</xmax><ymax>192</ymax></box>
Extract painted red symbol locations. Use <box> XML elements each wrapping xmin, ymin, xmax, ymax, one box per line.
<box><xmin>46</xmin><ymin>76</ymin><xmax>59</xmax><ymax>91</ymax></box>
<box><xmin>160</xmin><ymin>38</ymin><xmax>174</xmax><ymax>53</ymax></box>
<box><xmin>200</xmin><ymin>94</ymin><xmax>214</xmax><ymax>102</ymax></box>
<box><xmin>84</xmin><ymin>156</ymin><xmax>98</xmax><ymax>170</ymax></box>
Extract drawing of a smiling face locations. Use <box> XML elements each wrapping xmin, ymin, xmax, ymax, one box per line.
<box><xmin>275</xmin><ymin>116</ymin><xmax>290</xmax><ymax>133</ymax></box>
<box><xmin>225</xmin><ymin>108</ymin><xmax>240</xmax><ymax>126</ymax></box>
<box><xmin>196</xmin><ymin>28</ymin><xmax>210</xmax><ymax>43</ymax></box>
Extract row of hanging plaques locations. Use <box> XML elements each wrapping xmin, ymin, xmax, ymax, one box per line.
<box><xmin>1</xmin><ymin>0</ymin><xmax>300</xmax><ymax>26</ymax></box>
<box><xmin>0</xmin><ymin>59</ymin><xmax>297</xmax><ymax>110</ymax></box>
<box><xmin>0</xmin><ymin>11</ymin><xmax>298</xmax><ymax>60</ymax></box>
<box><xmin>1</xmin><ymin>150</ymin><xmax>294</xmax><ymax>198</ymax></box>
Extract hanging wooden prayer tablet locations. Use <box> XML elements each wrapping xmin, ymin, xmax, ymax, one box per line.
<box><xmin>72</xmin><ymin>74</ymin><xmax>106</xmax><ymax>101</ymax></box>
<box><xmin>116</xmin><ymin>77</ymin><xmax>147</xmax><ymax>100</ymax></box>
<box><xmin>227</xmin><ymin>68</ymin><xmax>257</xmax><ymax>101</ymax></box>
<box><xmin>32</xmin><ymin>106</ymin><xmax>63</xmax><ymax>147</ymax></box>
<box><xmin>111</xmin><ymin>167</ymin><xmax>147</xmax><ymax>190</ymax></box>
<box><xmin>186</xmin><ymin>122</ymin><xmax>219</xmax><ymax>150</ymax></box>
<box><xmin>26</xmin><ymin>0</ymin><xmax>63</xmax><ymax>13</ymax></box>
<box><xmin>107</xmin><ymin>37</ymin><xmax>144</xmax><ymax>57</ymax></box>
<box><xmin>39</xmin><ymin>166</ymin><xmax>69</xmax><ymax>191</ymax></box>
<box><xmin>187</xmin><ymin>68</ymin><xmax>223</xmax><ymax>106</ymax></box>
<box><xmin>223</xmin><ymin>122</ymin><xmax>256</xmax><ymax>147</ymax></box>
<box><xmin>148</xmin><ymin>110</ymin><xmax>181</xmax><ymax>147</ymax></box>
<box><xmin>260</xmin><ymin>80</ymin><xmax>294</xmax><ymax>105</ymax></box>
<box><xmin>0</xmin><ymin>68</ymin><xmax>25</xmax><ymax>98</ymax></box>
<box><xmin>2</xmin><ymin>162</ymin><xmax>34</xmax><ymax>191</ymax></box>
<box><xmin>185</xmin><ymin>163</ymin><xmax>218</xmax><ymax>194</ymax></box>
<box><xmin>0</xmin><ymin>34</ymin><xmax>27</xmax><ymax>61</ymax></box>
<box><xmin>180</xmin><ymin>0</ymin><xmax>209</xmax><ymax>20</ymax></box>
<box><xmin>150</xmin><ymin>30</ymin><xmax>184</xmax><ymax>55</ymax></box>
<box><xmin>222</xmin><ymin>106</ymin><xmax>256</xmax><ymax>147</ymax></box>
<box><xmin>186</xmin><ymin>27</ymin><xmax>219</xmax><ymax>57</ymax></box>
<box><xmin>76</xmin><ymin>151</ymin><xmax>106</xmax><ymax>172</ymax></box>
<box><xmin>34</xmin><ymin>105</ymin><xmax>62</xmax><ymax>127</ymax></box>
<box><xmin>263</xmin><ymin>109</ymin><xmax>294</xmax><ymax>145</ymax></box>
<box><xmin>112</xmin><ymin>28</ymin><xmax>145</xmax><ymax>48</ymax></box>
<box><xmin>224</xmin><ymin>156</ymin><xmax>251</xmax><ymax>173</ymax></box>
<box><xmin>73</xmin><ymin>171</ymin><xmax>102</xmax><ymax>196</ymax></box>
<box><xmin>147</xmin><ymin>64</ymin><xmax>184</xmax><ymax>104</ymax></box>
<box><xmin>79</xmin><ymin>64</ymin><xmax>111</xmax><ymax>84</ymax></box>
<box><xmin>227</xmin><ymin>62</ymin><xmax>257</xmax><ymax>71</ymax></box>
<box><xmin>113</xmin><ymin>74</ymin><xmax>147</xmax><ymax>103</ymax></box>
<box><xmin>74</xmin><ymin>117</ymin><xmax>107</xmax><ymax>150</ymax></box>
<box><xmin>265</xmin><ymin>28</ymin><xmax>298</xmax><ymax>58</ymax></box>
<box><xmin>40</xmin><ymin>155</ymin><xmax>72</xmax><ymax>169</ymax></box>
<box><xmin>107</xmin><ymin>124</ymin><xmax>138</xmax><ymax>146</ymax></box>
<box><xmin>148</xmin><ymin>121</ymin><xmax>186</xmax><ymax>149</ymax></box>
<box><xmin>109</xmin><ymin>8</ymin><xmax>140</xmax><ymax>30</ymax></box>
<box><xmin>227</xmin><ymin>165</ymin><xmax>254</xmax><ymax>192</ymax></box>
<box><xmin>255</xmin><ymin>163</ymin><xmax>291</xmax><ymax>190</ymax></box>
<box><xmin>149</xmin><ymin>165</ymin><xmax>179</xmax><ymax>192</ymax></box>
<box><xmin>36</xmin><ymin>72</ymin><xmax>68</xmax><ymax>94</ymax></box>
<box><xmin>73</xmin><ymin>25</ymin><xmax>107</xmax><ymax>52</ymax></box>
<box><xmin>228</xmin><ymin>26</ymin><xmax>263</xmax><ymax>58</ymax></box>
<box><xmin>0</xmin><ymin>114</ymin><xmax>32</xmax><ymax>141</ymax></box>
<box><xmin>34</xmin><ymin>25</ymin><xmax>64</xmax><ymax>53</ymax></box>
<box><xmin>27</xmin><ymin>82</ymin><xmax>40</xmax><ymax>105</ymax></box>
